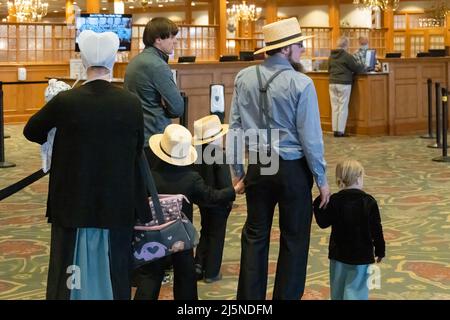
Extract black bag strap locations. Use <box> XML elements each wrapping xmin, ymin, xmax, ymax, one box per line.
<box><xmin>138</xmin><ymin>152</ymin><xmax>165</xmax><ymax>225</ymax></box>
<box><xmin>255</xmin><ymin>65</ymin><xmax>290</xmax><ymax>153</ymax></box>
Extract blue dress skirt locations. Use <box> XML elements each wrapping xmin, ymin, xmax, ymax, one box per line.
<box><xmin>46</xmin><ymin>224</ymin><xmax>133</xmax><ymax>300</ymax></box>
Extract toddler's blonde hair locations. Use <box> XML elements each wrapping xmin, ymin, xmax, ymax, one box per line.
<box><xmin>335</xmin><ymin>159</ymin><xmax>365</xmax><ymax>188</ymax></box>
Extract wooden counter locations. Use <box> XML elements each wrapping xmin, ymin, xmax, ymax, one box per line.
<box><xmin>310</xmin><ymin>71</ymin><xmax>389</xmax><ymax>135</ymax></box>
<box><xmin>2</xmin><ymin>58</ymin><xmax>448</xmax><ymax>136</ymax></box>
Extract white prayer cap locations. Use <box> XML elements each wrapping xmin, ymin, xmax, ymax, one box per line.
<box><xmin>78</xmin><ymin>30</ymin><xmax>119</xmax><ymax>71</ymax></box>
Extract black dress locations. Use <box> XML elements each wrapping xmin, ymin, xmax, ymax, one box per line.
<box><xmin>24</xmin><ymin>80</ymin><xmax>147</xmax><ymax>299</ymax></box>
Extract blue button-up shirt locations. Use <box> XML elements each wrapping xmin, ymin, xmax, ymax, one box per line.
<box><xmin>228</xmin><ymin>54</ymin><xmax>327</xmax><ymax>187</ymax></box>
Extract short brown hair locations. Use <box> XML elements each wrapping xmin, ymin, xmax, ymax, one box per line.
<box><xmin>335</xmin><ymin>159</ymin><xmax>364</xmax><ymax>188</ymax></box>
<box><xmin>143</xmin><ymin>17</ymin><xmax>179</xmax><ymax>47</ymax></box>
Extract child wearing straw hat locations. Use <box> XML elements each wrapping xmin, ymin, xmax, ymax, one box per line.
<box><xmin>191</xmin><ymin>114</ymin><xmax>232</xmax><ymax>283</ymax></box>
<box><xmin>133</xmin><ymin>123</ymin><xmax>243</xmax><ymax>300</ymax></box>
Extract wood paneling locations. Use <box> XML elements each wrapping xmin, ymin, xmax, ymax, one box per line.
<box><xmin>1</xmin><ymin>63</ymin><xmax>69</xmax><ymax>123</ymax></box>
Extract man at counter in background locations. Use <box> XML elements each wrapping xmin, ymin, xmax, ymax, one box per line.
<box><xmin>124</xmin><ymin>17</ymin><xmax>184</xmax><ymax>168</ymax></box>
<box><xmin>353</xmin><ymin>36</ymin><xmax>381</xmax><ymax>72</ymax></box>
<box><xmin>328</xmin><ymin>36</ymin><xmax>365</xmax><ymax>138</ymax></box>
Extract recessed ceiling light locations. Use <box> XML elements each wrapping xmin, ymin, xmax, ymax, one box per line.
<box><xmin>102</xmin><ymin>7</ymin><xmax>107</xmax><ymax>10</ymax></box>
<box><xmin>158</xmin><ymin>4</ymin><xmax>163</xmax><ymax>7</ymax></box>
<box><xmin>53</xmin><ymin>10</ymin><xmax>58</xmax><ymax>13</ymax></box>
<box><xmin>129</xmin><ymin>5</ymin><xmax>134</xmax><ymax>8</ymax></box>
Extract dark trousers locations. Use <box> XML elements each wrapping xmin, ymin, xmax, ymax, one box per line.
<box><xmin>133</xmin><ymin>249</ymin><xmax>198</xmax><ymax>300</ymax></box>
<box><xmin>194</xmin><ymin>206</ymin><xmax>231</xmax><ymax>278</ymax></box>
<box><xmin>236</xmin><ymin>157</ymin><xmax>313</xmax><ymax>300</ymax></box>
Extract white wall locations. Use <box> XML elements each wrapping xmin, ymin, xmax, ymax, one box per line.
<box><xmin>340</xmin><ymin>4</ymin><xmax>372</xmax><ymax>28</ymax></box>
<box><xmin>277</xmin><ymin>5</ymin><xmax>329</xmax><ymax>27</ymax></box>
<box><xmin>192</xmin><ymin>11</ymin><xmax>209</xmax><ymax>25</ymax></box>
<box><xmin>132</xmin><ymin>12</ymin><xmax>185</xmax><ymax>25</ymax></box>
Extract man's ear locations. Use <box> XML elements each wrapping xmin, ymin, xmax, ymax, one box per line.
<box><xmin>280</xmin><ymin>45</ymin><xmax>290</xmax><ymax>56</ymax></box>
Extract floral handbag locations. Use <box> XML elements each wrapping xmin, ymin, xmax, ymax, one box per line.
<box><xmin>132</xmin><ymin>154</ymin><xmax>199</xmax><ymax>269</ymax></box>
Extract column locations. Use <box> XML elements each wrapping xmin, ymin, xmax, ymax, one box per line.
<box><xmin>86</xmin><ymin>0</ymin><xmax>100</xmax><ymax>14</ymax></box>
<box><xmin>218</xmin><ymin>0</ymin><xmax>227</xmax><ymax>59</ymax></box>
<box><xmin>328</xmin><ymin>0</ymin><xmax>340</xmax><ymax>49</ymax></box>
<box><xmin>384</xmin><ymin>7</ymin><xmax>394</xmax><ymax>52</ymax></box>
<box><xmin>265</xmin><ymin>0</ymin><xmax>277</xmax><ymax>24</ymax></box>
<box><xmin>185</xmin><ymin>0</ymin><xmax>192</xmax><ymax>24</ymax></box>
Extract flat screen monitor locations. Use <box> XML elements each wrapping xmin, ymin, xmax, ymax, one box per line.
<box><xmin>219</xmin><ymin>55</ymin><xmax>239</xmax><ymax>62</ymax></box>
<box><xmin>75</xmin><ymin>13</ymin><xmax>132</xmax><ymax>51</ymax></box>
<box><xmin>385</xmin><ymin>52</ymin><xmax>401</xmax><ymax>58</ymax></box>
<box><xmin>365</xmin><ymin>49</ymin><xmax>376</xmax><ymax>71</ymax></box>
<box><xmin>178</xmin><ymin>56</ymin><xmax>196</xmax><ymax>63</ymax></box>
<box><xmin>429</xmin><ymin>49</ymin><xmax>446</xmax><ymax>57</ymax></box>
<box><xmin>239</xmin><ymin>51</ymin><xmax>254</xmax><ymax>61</ymax></box>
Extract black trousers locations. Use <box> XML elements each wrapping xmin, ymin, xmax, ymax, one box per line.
<box><xmin>236</xmin><ymin>157</ymin><xmax>313</xmax><ymax>300</ymax></box>
<box><xmin>194</xmin><ymin>206</ymin><xmax>231</xmax><ymax>278</ymax></box>
<box><xmin>133</xmin><ymin>249</ymin><xmax>198</xmax><ymax>300</ymax></box>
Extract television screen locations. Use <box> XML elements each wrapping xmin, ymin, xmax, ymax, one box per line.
<box><xmin>75</xmin><ymin>13</ymin><xmax>132</xmax><ymax>51</ymax></box>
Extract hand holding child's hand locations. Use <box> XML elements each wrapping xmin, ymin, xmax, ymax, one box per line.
<box><xmin>233</xmin><ymin>178</ymin><xmax>245</xmax><ymax>194</ymax></box>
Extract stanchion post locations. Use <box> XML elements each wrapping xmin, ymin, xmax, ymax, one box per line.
<box><xmin>179</xmin><ymin>92</ymin><xmax>188</xmax><ymax>128</ymax></box>
<box><xmin>421</xmin><ymin>78</ymin><xmax>435</xmax><ymax>139</ymax></box>
<box><xmin>428</xmin><ymin>82</ymin><xmax>442</xmax><ymax>148</ymax></box>
<box><xmin>433</xmin><ymin>87</ymin><xmax>450</xmax><ymax>162</ymax></box>
<box><xmin>0</xmin><ymin>81</ymin><xmax>16</xmax><ymax>168</ymax></box>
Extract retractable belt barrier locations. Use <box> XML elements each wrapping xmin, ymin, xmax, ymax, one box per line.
<box><xmin>0</xmin><ymin>169</ymin><xmax>47</xmax><ymax>201</ymax></box>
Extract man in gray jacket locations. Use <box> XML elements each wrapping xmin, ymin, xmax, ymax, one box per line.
<box><xmin>328</xmin><ymin>36</ymin><xmax>365</xmax><ymax>137</ymax></box>
<box><xmin>124</xmin><ymin>17</ymin><xmax>184</xmax><ymax>167</ymax></box>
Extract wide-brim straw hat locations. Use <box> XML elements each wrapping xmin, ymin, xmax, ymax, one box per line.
<box><xmin>192</xmin><ymin>115</ymin><xmax>229</xmax><ymax>146</ymax></box>
<box><xmin>149</xmin><ymin>124</ymin><xmax>198</xmax><ymax>166</ymax></box>
<box><xmin>254</xmin><ymin>17</ymin><xmax>314</xmax><ymax>55</ymax></box>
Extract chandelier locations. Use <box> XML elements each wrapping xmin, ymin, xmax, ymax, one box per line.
<box><xmin>428</xmin><ymin>0</ymin><xmax>450</xmax><ymax>20</ymax></box>
<box><xmin>353</xmin><ymin>0</ymin><xmax>400</xmax><ymax>11</ymax></box>
<box><xmin>7</xmin><ymin>0</ymin><xmax>48</xmax><ymax>22</ymax></box>
<box><xmin>227</xmin><ymin>1</ymin><xmax>262</xmax><ymax>22</ymax></box>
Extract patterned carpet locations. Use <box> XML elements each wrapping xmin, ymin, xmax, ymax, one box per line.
<box><xmin>1</xmin><ymin>124</ymin><xmax>449</xmax><ymax>300</ymax></box>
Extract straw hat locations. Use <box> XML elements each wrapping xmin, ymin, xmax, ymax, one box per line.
<box><xmin>254</xmin><ymin>17</ymin><xmax>314</xmax><ymax>55</ymax></box>
<box><xmin>192</xmin><ymin>115</ymin><xmax>229</xmax><ymax>146</ymax></box>
<box><xmin>78</xmin><ymin>30</ymin><xmax>119</xmax><ymax>71</ymax></box>
<box><xmin>149</xmin><ymin>124</ymin><xmax>198</xmax><ymax>166</ymax></box>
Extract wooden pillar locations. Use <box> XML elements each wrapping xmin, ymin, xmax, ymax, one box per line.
<box><xmin>86</xmin><ymin>0</ymin><xmax>100</xmax><ymax>14</ymax></box>
<box><xmin>218</xmin><ymin>0</ymin><xmax>227</xmax><ymax>59</ymax></box>
<box><xmin>384</xmin><ymin>7</ymin><xmax>394</xmax><ymax>52</ymax></box>
<box><xmin>265</xmin><ymin>0</ymin><xmax>277</xmax><ymax>24</ymax></box>
<box><xmin>445</xmin><ymin>15</ymin><xmax>450</xmax><ymax>47</ymax></box>
<box><xmin>66</xmin><ymin>0</ymin><xmax>74</xmax><ymax>24</ymax></box>
<box><xmin>329</xmin><ymin>0</ymin><xmax>340</xmax><ymax>49</ymax></box>
<box><xmin>185</xmin><ymin>0</ymin><xmax>192</xmax><ymax>24</ymax></box>
<box><xmin>208</xmin><ymin>1</ymin><xmax>215</xmax><ymax>25</ymax></box>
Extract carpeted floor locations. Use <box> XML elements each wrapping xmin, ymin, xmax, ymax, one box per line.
<box><xmin>0</xmin><ymin>124</ymin><xmax>449</xmax><ymax>300</ymax></box>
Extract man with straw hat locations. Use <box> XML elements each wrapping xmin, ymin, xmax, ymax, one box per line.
<box><xmin>228</xmin><ymin>17</ymin><xmax>331</xmax><ymax>300</ymax></box>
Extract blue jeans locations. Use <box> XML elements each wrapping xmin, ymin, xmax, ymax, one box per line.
<box><xmin>330</xmin><ymin>259</ymin><xmax>369</xmax><ymax>300</ymax></box>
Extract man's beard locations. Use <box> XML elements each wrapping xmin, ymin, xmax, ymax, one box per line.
<box><xmin>287</xmin><ymin>49</ymin><xmax>304</xmax><ymax>72</ymax></box>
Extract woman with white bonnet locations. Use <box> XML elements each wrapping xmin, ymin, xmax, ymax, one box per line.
<box><xmin>24</xmin><ymin>30</ymin><xmax>148</xmax><ymax>300</ymax></box>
